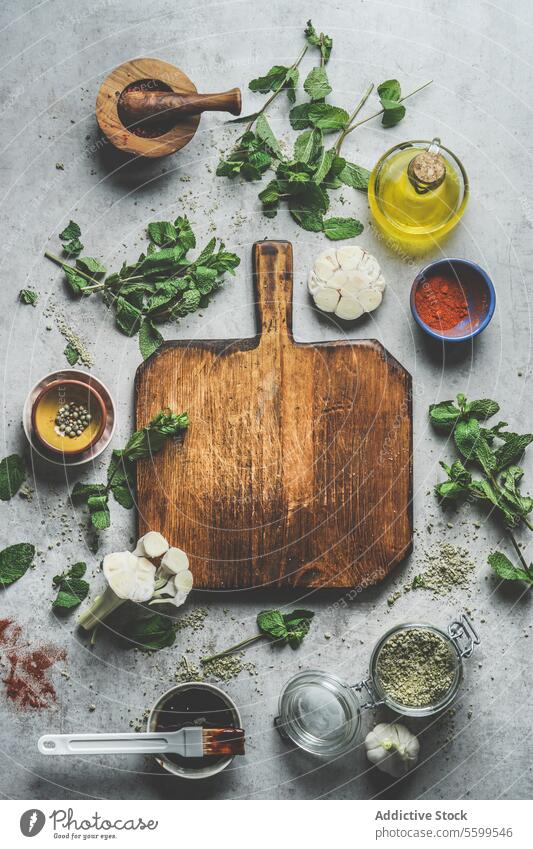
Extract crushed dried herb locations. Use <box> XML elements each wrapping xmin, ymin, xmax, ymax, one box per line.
<box><xmin>376</xmin><ymin>627</ymin><xmax>456</xmax><ymax>707</ymax></box>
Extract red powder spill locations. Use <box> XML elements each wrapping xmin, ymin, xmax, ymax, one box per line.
<box><xmin>0</xmin><ymin>618</ymin><xmax>66</xmax><ymax>710</ymax></box>
<box><xmin>415</xmin><ymin>275</ymin><xmax>469</xmax><ymax>332</ymax></box>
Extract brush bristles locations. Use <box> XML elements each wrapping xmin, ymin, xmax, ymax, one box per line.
<box><xmin>202</xmin><ymin>727</ymin><xmax>245</xmax><ymax>756</ymax></box>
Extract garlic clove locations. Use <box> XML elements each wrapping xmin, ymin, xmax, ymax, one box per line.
<box><xmin>339</xmin><ymin>275</ymin><xmax>367</xmax><ymax>296</ymax></box>
<box><xmin>174</xmin><ymin>569</ymin><xmax>194</xmax><ymax>593</ymax></box>
<box><xmin>160</xmin><ymin>547</ymin><xmax>189</xmax><ymax>576</ymax></box>
<box><xmin>136</xmin><ymin>531</ymin><xmax>169</xmax><ymax>559</ymax></box>
<box><xmin>336</xmin><ymin>245</ymin><xmax>363</xmax><ymax>271</ymax></box>
<box><xmin>357</xmin><ymin>288</ymin><xmax>383</xmax><ymax>313</ymax></box>
<box><xmin>313</xmin><ymin>286</ymin><xmax>340</xmax><ymax>313</ymax></box>
<box><xmin>335</xmin><ymin>294</ymin><xmax>364</xmax><ymax>321</ymax></box>
<box><xmin>313</xmin><ymin>248</ymin><xmax>339</xmax><ymax>281</ymax></box>
<box><xmin>103</xmin><ymin>551</ymin><xmax>156</xmax><ymax>603</ymax></box>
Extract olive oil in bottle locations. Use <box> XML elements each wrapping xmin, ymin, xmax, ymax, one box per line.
<box><xmin>368</xmin><ymin>138</ymin><xmax>468</xmax><ymax>255</ymax></box>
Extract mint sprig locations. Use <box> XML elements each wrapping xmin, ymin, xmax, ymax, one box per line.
<box><xmin>45</xmin><ymin>217</ymin><xmax>240</xmax><ymax>360</ymax></box>
<box><xmin>430</xmin><ymin>394</ymin><xmax>533</xmax><ymax>583</ymax></box>
<box><xmin>72</xmin><ymin>409</ymin><xmax>189</xmax><ymax>531</ymax></box>
<box><xmin>217</xmin><ymin>20</ymin><xmax>431</xmax><ymax>239</ymax></box>
<box><xmin>201</xmin><ymin>608</ymin><xmax>314</xmax><ymax>664</ymax></box>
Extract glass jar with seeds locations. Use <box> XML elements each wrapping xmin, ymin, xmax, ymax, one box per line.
<box><xmin>275</xmin><ymin>614</ymin><xmax>479</xmax><ymax>756</ymax></box>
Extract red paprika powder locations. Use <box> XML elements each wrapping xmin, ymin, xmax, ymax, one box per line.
<box><xmin>415</xmin><ymin>275</ymin><xmax>469</xmax><ymax>331</ymax></box>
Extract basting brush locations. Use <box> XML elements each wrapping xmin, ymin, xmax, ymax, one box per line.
<box><xmin>38</xmin><ymin>727</ymin><xmax>245</xmax><ymax>758</ymax></box>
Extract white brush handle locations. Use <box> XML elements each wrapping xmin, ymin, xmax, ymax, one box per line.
<box><xmin>38</xmin><ymin>728</ymin><xmax>203</xmax><ymax>757</ymax></box>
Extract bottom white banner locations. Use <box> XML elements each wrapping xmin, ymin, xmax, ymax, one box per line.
<box><xmin>3</xmin><ymin>799</ymin><xmax>530</xmax><ymax>848</ymax></box>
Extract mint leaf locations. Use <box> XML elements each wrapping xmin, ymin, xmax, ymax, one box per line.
<box><xmin>293</xmin><ymin>128</ymin><xmax>323</xmax><ymax>164</ymax></box>
<box><xmin>123</xmin><ymin>613</ymin><xmax>176</xmax><ymax>651</ymax></box>
<box><xmin>464</xmin><ymin>399</ymin><xmax>500</xmax><ymax>420</ymax></box>
<box><xmin>19</xmin><ymin>289</ymin><xmax>38</xmax><ymax>306</ymax></box>
<box><xmin>289</xmin><ymin>208</ymin><xmax>324</xmax><ymax>231</ymax></box>
<box><xmin>0</xmin><ymin>454</ymin><xmax>26</xmax><ymax>501</ymax></box>
<box><xmin>304</xmin><ymin>20</ymin><xmax>333</xmax><ymax>63</ymax></box>
<box><xmin>429</xmin><ymin>400</ymin><xmax>462</xmax><ymax>429</ymax></box>
<box><xmin>64</xmin><ymin>343</ymin><xmax>79</xmax><ymax>366</ymax></box>
<box><xmin>77</xmin><ymin>257</ymin><xmax>106</xmax><ymax>276</ymax></box>
<box><xmin>0</xmin><ymin>543</ymin><xmax>35</xmax><ymax>587</ymax></box>
<box><xmin>308</xmin><ymin>103</ymin><xmax>349</xmax><ymax>131</ymax></box>
<box><xmin>488</xmin><ymin>551</ymin><xmax>532</xmax><ymax>583</ymax></box>
<box><xmin>289</xmin><ymin>103</ymin><xmax>312</xmax><ymax>130</ymax></box>
<box><xmin>249</xmin><ymin>65</ymin><xmax>290</xmax><ymax>94</ymax></box>
<box><xmin>139</xmin><ymin>320</ymin><xmax>164</xmax><ymax>360</ymax></box>
<box><xmin>323</xmin><ymin>216</ymin><xmax>364</xmax><ymax>240</ymax></box>
<box><xmin>59</xmin><ymin>221</ymin><xmax>81</xmax><ymax>241</ymax></box>
<box><xmin>148</xmin><ymin>221</ymin><xmax>178</xmax><ymax>247</ymax></box>
<box><xmin>339</xmin><ymin>162</ymin><xmax>371</xmax><ymax>191</ymax></box>
<box><xmin>71</xmin><ymin>482</ymin><xmax>107</xmax><ymax>503</ymax></box>
<box><xmin>255</xmin><ymin>114</ymin><xmax>283</xmax><ymax>158</ymax></box>
<box><xmin>313</xmin><ymin>148</ymin><xmax>337</xmax><ymax>185</ymax></box>
<box><xmin>257</xmin><ymin>610</ymin><xmax>287</xmax><ymax>638</ymax></box>
<box><xmin>303</xmin><ymin>67</ymin><xmax>332</xmax><ymax>101</ymax></box>
<box><xmin>377</xmin><ymin>79</ymin><xmax>401</xmax><ymax>102</ymax></box>
<box><xmin>90</xmin><ymin>507</ymin><xmax>111</xmax><ymax>530</ymax></box>
<box><xmin>64</xmin><ymin>265</ymin><xmax>89</xmax><ymax>295</ymax></box>
<box><xmin>115</xmin><ymin>297</ymin><xmax>142</xmax><ymax>337</ymax></box>
<box><xmin>53</xmin><ymin>562</ymin><xmax>89</xmax><ymax>609</ymax></box>
<box><xmin>495</xmin><ymin>433</ymin><xmax>533</xmax><ymax>471</ymax></box>
<box><xmin>173</xmin><ymin>216</ymin><xmax>196</xmax><ymax>251</ymax></box>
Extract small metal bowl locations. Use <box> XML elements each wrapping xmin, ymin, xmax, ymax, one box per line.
<box><xmin>23</xmin><ymin>370</ymin><xmax>116</xmax><ymax>467</ymax></box>
<box><xmin>31</xmin><ymin>378</ymin><xmax>106</xmax><ymax>457</ymax></box>
<box><xmin>410</xmin><ymin>258</ymin><xmax>496</xmax><ymax>342</ymax></box>
<box><xmin>147</xmin><ymin>682</ymin><xmax>242</xmax><ymax>780</ymax></box>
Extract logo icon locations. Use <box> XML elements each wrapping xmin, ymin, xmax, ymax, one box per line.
<box><xmin>20</xmin><ymin>809</ymin><xmax>46</xmax><ymax>837</ymax></box>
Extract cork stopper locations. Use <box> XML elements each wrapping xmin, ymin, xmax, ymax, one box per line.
<box><xmin>408</xmin><ymin>145</ymin><xmax>446</xmax><ymax>192</ymax></box>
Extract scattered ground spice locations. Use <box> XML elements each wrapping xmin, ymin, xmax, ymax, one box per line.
<box><xmin>415</xmin><ymin>275</ymin><xmax>469</xmax><ymax>331</ymax></box>
<box><xmin>411</xmin><ymin>542</ymin><xmax>475</xmax><ymax>595</ymax></box>
<box><xmin>44</xmin><ymin>300</ymin><xmax>93</xmax><ymax>367</ymax></box>
<box><xmin>387</xmin><ymin>541</ymin><xmax>475</xmax><ymax>606</ymax></box>
<box><xmin>376</xmin><ymin>627</ymin><xmax>456</xmax><ymax>707</ymax></box>
<box><xmin>0</xmin><ymin>618</ymin><xmax>66</xmax><ymax>709</ymax></box>
<box><xmin>173</xmin><ymin>652</ymin><xmax>257</xmax><ymax>684</ymax></box>
<box><xmin>175</xmin><ymin>607</ymin><xmax>209</xmax><ymax>633</ymax></box>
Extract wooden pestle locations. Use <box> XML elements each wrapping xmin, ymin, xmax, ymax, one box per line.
<box><xmin>120</xmin><ymin>87</ymin><xmax>241</xmax><ymax>126</ymax></box>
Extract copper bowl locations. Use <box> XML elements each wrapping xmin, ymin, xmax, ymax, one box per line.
<box><xmin>31</xmin><ymin>378</ymin><xmax>107</xmax><ymax>457</ymax></box>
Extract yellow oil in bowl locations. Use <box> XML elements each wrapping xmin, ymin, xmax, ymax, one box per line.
<box><xmin>32</xmin><ymin>380</ymin><xmax>105</xmax><ymax>456</ymax></box>
<box><xmin>368</xmin><ymin>138</ymin><xmax>468</xmax><ymax>255</ymax></box>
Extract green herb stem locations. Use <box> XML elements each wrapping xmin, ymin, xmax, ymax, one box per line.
<box><xmin>44</xmin><ymin>251</ymin><xmax>103</xmax><ymax>289</ymax></box>
<box><xmin>335</xmin><ymin>82</ymin><xmax>374</xmax><ymax>154</ymax></box>
<box><xmin>201</xmin><ymin>634</ymin><xmax>265</xmax><ymax>664</ymax></box>
<box><xmin>245</xmin><ymin>44</ymin><xmax>309</xmax><ymax>133</ymax></box>
<box><xmin>507</xmin><ymin>530</ymin><xmax>533</xmax><ymax>579</ymax></box>
<box><xmin>343</xmin><ymin>79</ymin><xmax>433</xmax><ymax>138</ymax></box>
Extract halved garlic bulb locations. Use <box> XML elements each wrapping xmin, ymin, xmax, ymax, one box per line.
<box><xmin>308</xmin><ymin>245</ymin><xmax>385</xmax><ymax>321</ymax></box>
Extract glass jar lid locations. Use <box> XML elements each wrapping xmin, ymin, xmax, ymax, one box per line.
<box><xmin>276</xmin><ymin>670</ymin><xmax>361</xmax><ymax>756</ymax></box>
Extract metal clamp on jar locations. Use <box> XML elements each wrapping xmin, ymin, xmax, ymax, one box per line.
<box><xmin>274</xmin><ymin>614</ymin><xmax>480</xmax><ymax>757</ymax></box>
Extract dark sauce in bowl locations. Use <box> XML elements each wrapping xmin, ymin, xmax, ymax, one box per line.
<box><xmin>153</xmin><ymin>684</ymin><xmax>236</xmax><ymax>771</ymax></box>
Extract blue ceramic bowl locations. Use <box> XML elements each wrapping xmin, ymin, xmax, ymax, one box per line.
<box><xmin>410</xmin><ymin>258</ymin><xmax>496</xmax><ymax>342</ymax></box>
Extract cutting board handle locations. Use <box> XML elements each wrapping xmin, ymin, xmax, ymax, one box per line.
<box><xmin>253</xmin><ymin>241</ymin><xmax>293</xmax><ymax>345</ymax></box>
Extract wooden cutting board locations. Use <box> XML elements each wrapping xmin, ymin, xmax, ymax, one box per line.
<box><xmin>135</xmin><ymin>241</ymin><xmax>412</xmax><ymax>590</ymax></box>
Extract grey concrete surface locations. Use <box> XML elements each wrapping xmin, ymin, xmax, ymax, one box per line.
<box><xmin>0</xmin><ymin>0</ymin><xmax>532</xmax><ymax>801</ymax></box>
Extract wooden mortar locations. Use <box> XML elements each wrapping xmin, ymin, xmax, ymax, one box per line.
<box><xmin>96</xmin><ymin>57</ymin><xmax>242</xmax><ymax>158</ymax></box>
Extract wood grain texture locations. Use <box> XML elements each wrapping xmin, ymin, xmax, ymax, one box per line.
<box><xmin>96</xmin><ymin>58</ymin><xmax>202</xmax><ymax>158</ymax></box>
<box><xmin>135</xmin><ymin>241</ymin><xmax>413</xmax><ymax>590</ymax></box>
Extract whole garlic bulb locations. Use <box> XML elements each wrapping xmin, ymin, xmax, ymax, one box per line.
<box><xmin>308</xmin><ymin>245</ymin><xmax>386</xmax><ymax>321</ymax></box>
<box><xmin>364</xmin><ymin>722</ymin><xmax>420</xmax><ymax>778</ymax></box>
